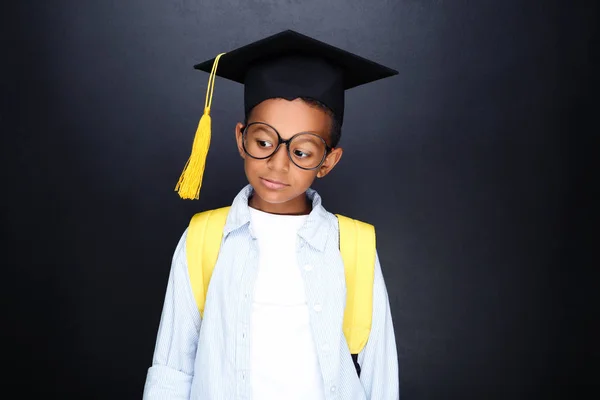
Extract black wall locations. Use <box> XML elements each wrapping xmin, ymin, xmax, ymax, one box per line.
<box><xmin>3</xmin><ymin>1</ymin><xmax>596</xmax><ymax>398</ymax></box>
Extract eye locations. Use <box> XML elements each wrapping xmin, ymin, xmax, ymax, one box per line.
<box><xmin>293</xmin><ymin>149</ymin><xmax>311</xmax><ymax>158</ymax></box>
<box><xmin>256</xmin><ymin>140</ymin><xmax>273</xmax><ymax>148</ymax></box>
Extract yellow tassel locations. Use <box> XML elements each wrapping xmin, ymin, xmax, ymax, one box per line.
<box><xmin>175</xmin><ymin>108</ymin><xmax>212</xmax><ymax>199</ymax></box>
<box><xmin>175</xmin><ymin>53</ymin><xmax>226</xmax><ymax>200</ymax></box>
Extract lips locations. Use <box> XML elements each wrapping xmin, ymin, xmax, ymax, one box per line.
<box><xmin>260</xmin><ymin>177</ymin><xmax>289</xmax><ymax>190</ymax></box>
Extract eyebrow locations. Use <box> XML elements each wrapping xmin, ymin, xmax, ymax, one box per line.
<box><xmin>246</xmin><ymin>121</ymin><xmax>326</xmax><ymax>138</ymax></box>
<box><xmin>248</xmin><ymin>124</ymin><xmax>272</xmax><ymax>134</ymax></box>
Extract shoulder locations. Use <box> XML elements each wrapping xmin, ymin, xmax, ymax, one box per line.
<box><xmin>335</xmin><ymin>213</ymin><xmax>372</xmax><ymax>225</ymax></box>
<box><xmin>328</xmin><ymin>209</ymin><xmax>374</xmax><ymax>228</ymax></box>
<box><xmin>187</xmin><ymin>206</ymin><xmax>233</xmax><ymax>242</ymax></box>
<box><xmin>188</xmin><ymin>184</ymin><xmax>252</xmax><ymax>221</ymax></box>
<box><xmin>310</xmin><ymin>188</ymin><xmax>372</xmax><ymax>226</ymax></box>
<box><xmin>315</xmin><ymin>199</ymin><xmax>374</xmax><ymax>232</ymax></box>
<box><xmin>190</xmin><ymin>205</ymin><xmax>232</xmax><ymax>218</ymax></box>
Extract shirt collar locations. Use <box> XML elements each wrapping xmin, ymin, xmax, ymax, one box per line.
<box><xmin>223</xmin><ymin>184</ymin><xmax>331</xmax><ymax>252</ymax></box>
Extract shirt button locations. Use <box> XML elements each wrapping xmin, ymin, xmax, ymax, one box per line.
<box><xmin>304</xmin><ymin>264</ymin><xmax>313</xmax><ymax>271</ymax></box>
<box><xmin>330</xmin><ymin>386</ymin><xmax>336</xmax><ymax>393</ymax></box>
<box><xmin>313</xmin><ymin>304</ymin><xmax>322</xmax><ymax>312</ymax></box>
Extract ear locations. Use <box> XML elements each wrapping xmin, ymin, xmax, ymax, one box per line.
<box><xmin>235</xmin><ymin>122</ymin><xmax>246</xmax><ymax>159</ymax></box>
<box><xmin>316</xmin><ymin>147</ymin><xmax>343</xmax><ymax>178</ymax></box>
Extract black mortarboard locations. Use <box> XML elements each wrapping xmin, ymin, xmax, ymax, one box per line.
<box><xmin>175</xmin><ymin>29</ymin><xmax>398</xmax><ymax>200</ymax></box>
<box><xmin>193</xmin><ymin>29</ymin><xmax>398</xmax><ymax>126</ymax></box>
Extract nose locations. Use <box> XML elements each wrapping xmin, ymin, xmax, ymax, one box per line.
<box><xmin>266</xmin><ymin>143</ymin><xmax>290</xmax><ymax>172</ymax></box>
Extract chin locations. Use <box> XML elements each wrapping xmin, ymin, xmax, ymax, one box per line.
<box><xmin>252</xmin><ymin>186</ymin><xmax>295</xmax><ymax>205</ymax></box>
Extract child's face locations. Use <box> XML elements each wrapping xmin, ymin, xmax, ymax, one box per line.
<box><xmin>235</xmin><ymin>98</ymin><xmax>343</xmax><ymax>213</ymax></box>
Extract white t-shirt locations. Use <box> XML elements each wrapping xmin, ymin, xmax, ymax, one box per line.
<box><xmin>249</xmin><ymin>207</ymin><xmax>326</xmax><ymax>400</ymax></box>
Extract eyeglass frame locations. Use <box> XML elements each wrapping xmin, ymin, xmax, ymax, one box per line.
<box><xmin>240</xmin><ymin>121</ymin><xmax>333</xmax><ymax>171</ymax></box>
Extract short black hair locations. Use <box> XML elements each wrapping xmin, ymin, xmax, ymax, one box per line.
<box><xmin>244</xmin><ymin>97</ymin><xmax>342</xmax><ymax>148</ymax></box>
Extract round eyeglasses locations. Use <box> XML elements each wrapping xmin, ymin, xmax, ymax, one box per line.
<box><xmin>241</xmin><ymin>122</ymin><xmax>332</xmax><ymax>170</ymax></box>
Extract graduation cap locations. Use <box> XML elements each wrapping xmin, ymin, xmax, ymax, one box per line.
<box><xmin>175</xmin><ymin>29</ymin><xmax>398</xmax><ymax>200</ymax></box>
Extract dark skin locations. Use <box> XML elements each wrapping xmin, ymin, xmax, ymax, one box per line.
<box><xmin>235</xmin><ymin>98</ymin><xmax>344</xmax><ymax>215</ymax></box>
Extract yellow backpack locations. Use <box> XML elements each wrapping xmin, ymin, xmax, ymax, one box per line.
<box><xmin>186</xmin><ymin>206</ymin><xmax>376</xmax><ymax>374</ymax></box>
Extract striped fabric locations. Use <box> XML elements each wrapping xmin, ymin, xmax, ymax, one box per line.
<box><xmin>143</xmin><ymin>185</ymin><xmax>400</xmax><ymax>399</ymax></box>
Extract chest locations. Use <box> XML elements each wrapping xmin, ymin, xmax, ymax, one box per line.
<box><xmin>253</xmin><ymin>226</ymin><xmax>306</xmax><ymax>304</ymax></box>
<box><xmin>203</xmin><ymin>231</ymin><xmax>347</xmax><ymax>324</ymax></box>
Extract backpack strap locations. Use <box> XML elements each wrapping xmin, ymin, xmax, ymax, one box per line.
<box><xmin>186</xmin><ymin>208</ymin><xmax>376</xmax><ymax>374</ymax></box>
<box><xmin>186</xmin><ymin>206</ymin><xmax>231</xmax><ymax>317</ymax></box>
<box><xmin>336</xmin><ymin>214</ymin><xmax>376</xmax><ymax>373</ymax></box>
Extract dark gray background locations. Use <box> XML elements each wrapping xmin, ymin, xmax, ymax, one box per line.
<box><xmin>3</xmin><ymin>0</ymin><xmax>596</xmax><ymax>399</ymax></box>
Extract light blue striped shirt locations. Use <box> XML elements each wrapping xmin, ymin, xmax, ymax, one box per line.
<box><xmin>143</xmin><ymin>185</ymin><xmax>399</xmax><ymax>399</ymax></box>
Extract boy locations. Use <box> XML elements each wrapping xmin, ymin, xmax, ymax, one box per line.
<box><xmin>143</xmin><ymin>30</ymin><xmax>399</xmax><ymax>399</ymax></box>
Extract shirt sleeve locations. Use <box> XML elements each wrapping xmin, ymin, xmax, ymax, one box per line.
<box><xmin>143</xmin><ymin>229</ymin><xmax>202</xmax><ymax>400</ymax></box>
<box><xmin>358</xmin><ymin>251</ymin><xmax>400</xmax><ymax>399</ymax></box>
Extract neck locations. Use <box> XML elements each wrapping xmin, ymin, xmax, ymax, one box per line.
<box><xmin>249</xmin><ymin>193</ymin><xmax>312</xmax><ymax>215</ymax></box>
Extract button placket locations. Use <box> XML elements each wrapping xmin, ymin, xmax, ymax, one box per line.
<box><xmin>237</xmin><ymin>238</ymin><xmax>258</xmax><ymax>398</ymax></box>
